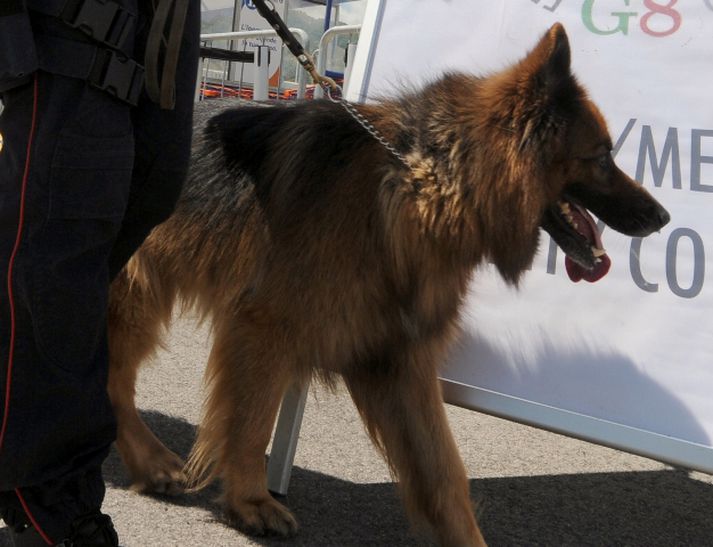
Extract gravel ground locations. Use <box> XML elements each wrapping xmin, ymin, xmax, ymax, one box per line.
<box><xmin>3</xmin><ymin>314</ymin><xmax>713</xmax><ymax>546</ymax></box>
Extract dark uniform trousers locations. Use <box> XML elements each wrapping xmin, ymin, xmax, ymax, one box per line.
<box><xmin>0</xmin><ymin>1</ymin><xmax>200</xmax><ymax>542</ymax></box>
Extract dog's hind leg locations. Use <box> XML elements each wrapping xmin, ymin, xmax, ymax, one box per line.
<box><xmin>108</xmin><ymin>265</ymin><xmax>186</xmax><ymax>495</ymax></box>
<box><xmin>186</xmin><ymin>313</ymin><xmax>299</xmax><ymax>537</ymax></box>
<box><xmin>343</xmin><ymin>351</ymin><xmax>486</xmax><ymax>547</ymax></box>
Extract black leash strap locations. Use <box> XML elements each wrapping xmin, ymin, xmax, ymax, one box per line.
<box><xmin>250</xmin><ymin>0</ymin><xmax>337</xmax><ymax>93</ymax></box>
<box><xmin>251</xmin><ymin>0</ymin><xmax>305</xmax><ymax>63</ymax></box>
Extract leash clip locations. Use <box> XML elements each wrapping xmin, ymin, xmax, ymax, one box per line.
<box><xmin>325</xmin><ymin>83</ymin><xmax>343</xmax><ymax>103</ymax></box>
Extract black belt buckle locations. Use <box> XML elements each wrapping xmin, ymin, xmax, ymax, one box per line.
<box><xmin>89</xmin><ymin>49</ymin><xmax>145</xmax><ymax>106</ymax></box>
<box><xmin>61</xmin><ymin>0</ymin><xmax>135</xmax><ymax>51</ymax></box>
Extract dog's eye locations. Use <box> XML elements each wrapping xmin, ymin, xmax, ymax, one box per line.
<box><xmin>596</xmin><ymin>153</ymin><xmax>612</xmax><ymax>171</ymax></box>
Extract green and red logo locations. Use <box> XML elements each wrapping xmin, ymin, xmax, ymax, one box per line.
<box><xmin>582</xmin><ymin>0</ymin><xmax>682</xmax><ymax>37</ymax></box>
<box><xmin>534</xmin><ymin>1</ymin><xmax>713</xmax><ymax>38</ymax></box>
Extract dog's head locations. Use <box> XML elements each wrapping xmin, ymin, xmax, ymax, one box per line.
<box><xmin>489</xmin><ymin>23</ymin><xmax>670</xmax><ymax>283</ymax></box>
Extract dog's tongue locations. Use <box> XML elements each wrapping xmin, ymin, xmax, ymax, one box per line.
<box><xmin>564</xmin><ymin>204</ymin><xmax>611</xmax><ymax>283</ymax></box>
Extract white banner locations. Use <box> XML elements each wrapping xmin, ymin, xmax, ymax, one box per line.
<box><xmin>349</xmin><ymin>0</ymin><xmax>713</xmax><ymax>471</ymax></box>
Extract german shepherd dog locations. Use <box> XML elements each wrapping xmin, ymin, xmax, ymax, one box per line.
<box><xmin>107</xmin><ymin>24</ymin><xmax>669</xmax><ymax>546</ymax></box>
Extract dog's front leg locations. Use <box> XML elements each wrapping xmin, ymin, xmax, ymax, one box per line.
<box><xmin>344</xmin><ymin>352</ymin><xmax>486</xmax><ymax>547</ymax></box>
<box><xmin>186</xmin><ymin>316</ymin><xmax>299</xmax><ymax>538</ymax></box>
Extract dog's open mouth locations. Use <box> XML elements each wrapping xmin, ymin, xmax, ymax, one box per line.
<box><xmin>558</xmin><ymin>201</ymin><xmax>611</xmax><ymax>282</ymax></box>
<box><xmin>541</xmin><ymin>199</ymin><xmax>611</xmax><ymax>283</ymax></box>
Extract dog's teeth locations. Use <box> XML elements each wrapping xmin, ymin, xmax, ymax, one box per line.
<box><xmin>560</xmin><ymin>201</ymin><xmax>571</xmax><ymax>213</ymax></box>
<box><xmin>592</xmin><ymin>247</ymin><xmax>607</xmax><ymax>257</ymax></box>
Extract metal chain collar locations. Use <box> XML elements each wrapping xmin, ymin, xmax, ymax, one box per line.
<box><xmin>325</xmin><ymin>85</ymin><xmax>409</xmax><ymax>167</ymax></box>
<box><xmin>248</xmin><ymin>0</ymin><xmax>408</xmax><ymax>168</ymax></box>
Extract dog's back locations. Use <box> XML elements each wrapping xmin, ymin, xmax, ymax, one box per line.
<box><xmin>119</xmin><ymin>97</ymin><xmax>468</xmax><ymax>381</ymax></box>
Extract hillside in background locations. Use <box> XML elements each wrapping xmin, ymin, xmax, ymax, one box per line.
<box><xmin>201</xmin><ymin>7</ymin><xmax>234</xmax><ymax>34</ymax></box>
<box><xmin>201</xmin><ymin>5</ymin><xmax>325</xmax><ymax>46</ymax></box>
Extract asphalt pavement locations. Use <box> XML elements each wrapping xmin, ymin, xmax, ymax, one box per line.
<box><xmin>3</xmin><ymin>314</ymin><xmax>713</xmax><ymax>546</ymax></box>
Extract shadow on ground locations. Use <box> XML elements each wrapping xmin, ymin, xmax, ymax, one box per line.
<box><xmin>83</xmin><ymin>410</ymin><xmax>713</xmax><ymax>546</ymax></box>
<box><xmin>2</xmin><ymin>410</ymin><xmax>711</xmax><ymax>546</ymax></box>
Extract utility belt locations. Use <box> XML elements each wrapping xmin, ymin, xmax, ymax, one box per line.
<box><xmin>26</xmin><ymin>0</ymin><xmax>188</xmax><ymax>108</ymax></box>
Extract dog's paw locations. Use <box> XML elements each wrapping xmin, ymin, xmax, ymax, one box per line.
<box><xmin>128</xmin><ymin>450</ymin><xmax>187</xmax><ymax>496</ymax></box>
<box><xmin>225</xmin><ymin>497</ymin><xmax>298</xmax><ymax>538</ymax></box>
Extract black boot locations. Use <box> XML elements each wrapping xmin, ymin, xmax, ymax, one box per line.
<box><xmin>63</xmin><ymin>512</ymin><xmax>119</xmax><ymax>547</ymax></box>
<box><xmin>1</xmin><ymin>505</ymin><xmax>40</xmax><ymax>546</ymax></box>
<box><xmin>3</xmin><ymin>510</ymin><xmax>119</xmax><ymax>547</ymax></box>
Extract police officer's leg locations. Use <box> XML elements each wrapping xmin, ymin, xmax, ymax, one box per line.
<box><xmin>0</xmin><ymin>69</ymin><xmax>131</xmax><ymax>545</ymax></box>
<box><xmin>108</xmin><ymin>0</ymin><xmax>201</xmax><ymax>279</ymax></box>
<box><xmin>104</xmin><ymin>0</ymin><xmax>200</xmax><ymax>496</ymax></box>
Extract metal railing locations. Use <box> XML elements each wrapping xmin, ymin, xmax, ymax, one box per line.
<box><xmin>313</xmin><ymin>24</ymin><xmax>361</xmax><ymax>99</ymax></box>
<box><xmin>199</xmin><ymin>28</ymin><xmax>311</xmax><ymax>101</ymax></box>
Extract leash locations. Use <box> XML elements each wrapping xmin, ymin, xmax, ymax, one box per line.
<box><xmin>327</xmin><ymin>88</ymin><xmax>409</xmax><ymax>167</ymax></box>
<box><xmin>250</xmin><ymin>0</ymin><xmax>407</xmax><ymax>166</ymax></box>
<box><xmin>251</xmin><ymin>0</ymin><xmax>407</xmax><ymax>166</ymax></box>
<box><xmin>251</xmin><ymin>0</ymin><xmax>338</xmax><ymax>95</ymax></box>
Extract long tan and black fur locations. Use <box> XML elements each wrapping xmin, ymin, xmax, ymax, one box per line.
<box><xmin>107</xmin><ymin>24</ymin><xmax>669</xmax><ymax>546</ymax></box>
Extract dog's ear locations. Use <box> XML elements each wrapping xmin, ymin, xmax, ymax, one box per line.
<box><xmin>543</xmin><ymin>23</ymin><xmax>571</xmax><ymax>82</ymax></box>
<box><xmin>517</xmin><ymin>23</ymin><xmax>579</xmax><ymax>153</ymax></box>
<box><xmin>526</xmin><ymin>23</ymin><xmax>572</xmax><ymax>91</ymax></box>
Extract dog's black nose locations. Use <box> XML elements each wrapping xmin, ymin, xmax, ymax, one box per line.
<box><xmin>657</xmin><ymin>206</ymin><xmax>671</xmax><ymax>228</ymax></box>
